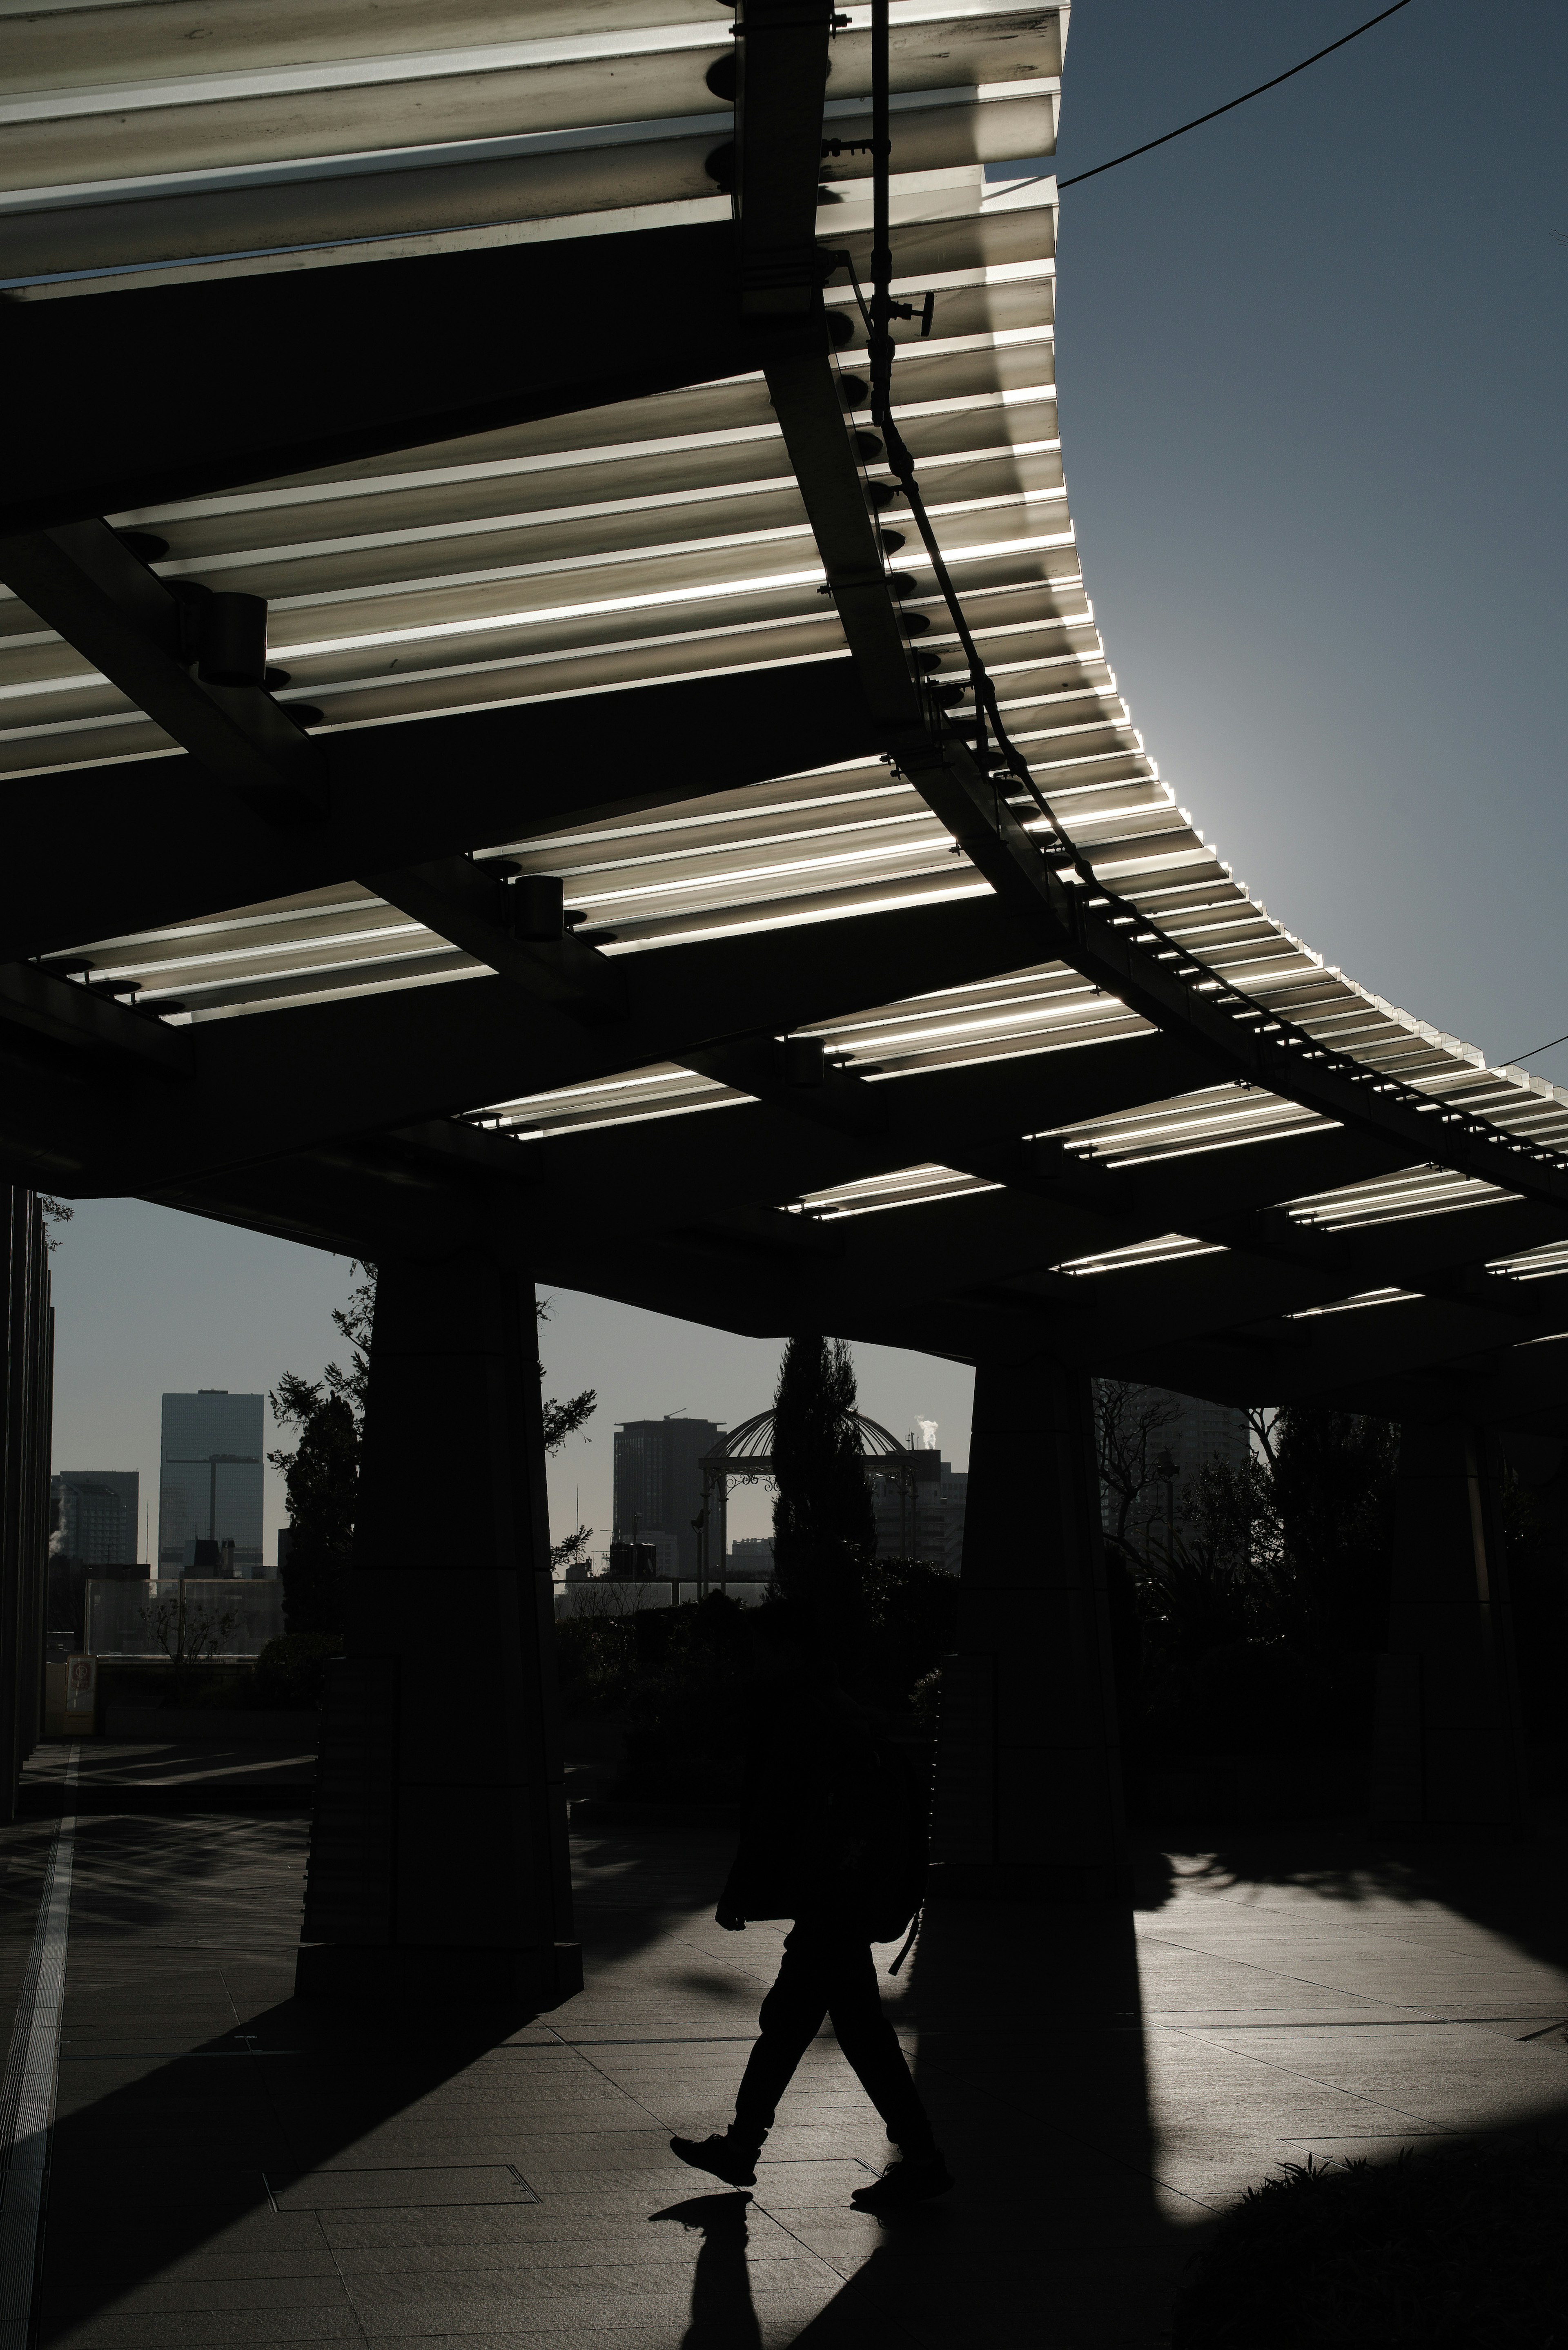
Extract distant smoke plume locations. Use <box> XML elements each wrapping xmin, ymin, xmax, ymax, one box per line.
<box><xmin>915</xmin><ymin>1418</ymin><xmax>938</xmax><ymax>1451</ymax></box>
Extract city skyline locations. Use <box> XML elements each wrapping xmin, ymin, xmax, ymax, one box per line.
<box><xmin>44</xmin><ymin>1201</ymin><xmax>977</xmax><ymax>1575</ymax></box>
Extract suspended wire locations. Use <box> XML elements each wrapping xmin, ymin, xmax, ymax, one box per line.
<box><xmin>1058</xmin><ymin>0</ymin><xmax>1418</xmax><ymax>191</ymax></box>
<box><xmin>1499</xmin><ymin>1030</ymin><xmax>1568</xmax><ymax>1069</ymax></box>
<box><xmin>825</xmin><ymin>0</ymin><xmax>1566</xmax><ymax>1179</ymax></box>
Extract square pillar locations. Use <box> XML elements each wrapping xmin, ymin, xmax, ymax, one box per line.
<box><xmin>930</xmin><ymin>1356</ymin><xmax>1128</xmax><ymax>1901</ymax></box>
<box><xmin>296</xmin><ymin>1252</ymin><xmax>579</xmax><ymax>2009</ymax></box>
<box><xmin>1370</xmin><ymin>1420</ymin><xmax>1529</xmax><ymax>1831</ymax></box>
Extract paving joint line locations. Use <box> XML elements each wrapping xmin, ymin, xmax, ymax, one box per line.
<box><xmin>1136</xmin><ymin>1932</ymin><xmax>1453</xmax><ymax>2009</ymax></box>
<box><xmin>1157</xmin><ymin>2026</ymin><xmax>1469</xmax><ymax>2131</ymax></box>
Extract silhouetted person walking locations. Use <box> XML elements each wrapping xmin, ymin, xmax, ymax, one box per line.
<box><xmin>670</xmin><ymin>1608</ymin><xmax>951</xmax><ymax>2211</ymax></box>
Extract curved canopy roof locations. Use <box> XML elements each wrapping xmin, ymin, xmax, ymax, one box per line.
<box><xmin>5</xmin><ymin>0</ymin><xmax>1567</xmax><ymax>1432</ymax></box>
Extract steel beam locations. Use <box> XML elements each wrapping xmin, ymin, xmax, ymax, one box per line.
<box><xmin>5</xmin><ymin>221</ymin><xmax>775</xmax><ymax>534</ymax></box>
<box><xmin>1</xmin><ymin>663</ymin><xmax>881</xmax><ymax>968</ymax></box>
<box><xmin>0</xmin><ymin>522</ymin><xmax>323</xmax><ymax>824</ymax></box>
<box><xmin>3</xmin><ymin>894</ymin><xmax>1053</xmax><ymax>1192</ymax></box>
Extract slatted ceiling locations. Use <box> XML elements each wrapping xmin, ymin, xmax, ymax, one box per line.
<box><xmin>248</xmin><ymin>622</ymin><xmax>842</xmax><ymax>731</ymax></box>
<box><xmin>814</xmin><ymin>962</ymin><xmax>1114</xmax><ymax>1045</ymax></box>
<box><xmin>94</xmin><ymin>910</ymin><xmax>463</xmax><ymax>1007</ymax></box>
<box><xmin>796</xmin><ymin>1164</ymin><xmax>1004</xmax><ymax>1217</ymax></box>
<box><xmin>1</xmin><ymin>38</ymin><xmax>741</xmax><ymax>194</ymax></box>
<box><xmin>1286</xmin><ymin>1287</ymin><xmax>1420</xmax><ymax>1320</ymax></box>
<box><xmin>525</xmin><ymin>825</ymin><xmax>958</xmax><ymax>925</ymax></box>
<box><xmin>1285</xmin><ymin>1171</ymin><xmax>1517</xmax><ymax>1231</ymax></box>
<box><xmin>0</xmin><ymin>0</ymin><xmax>649</xmax><ymax>89</ymax></box>
<box><xmin>847</xmin><ymin>1004</ymin><xmax>1150</xmax><ymax>1079</ymax></box>
<box><xmin>87</xmin><ymin>878</ymin><xmax>403</xmax><ymax>963</ymax></box>
<box><xmin>969</xmin><ymin>633</ymin><xmax>1104</xmax><ymax>678</ymax></box>
<box><xmin>1045</xmin><ymin>783</ymin><xmax>1164</xmax><ymax>830</ymax></box>
<box><xmin>122</xmin><ymin>456</ymin><xmax>808</xmax><ymax>567</ymax></box>
<box><xmin>1057</xmin><ymin>1234</ymin><xmax>1225</xmax><ymax>1276</ymax></box>
<box><xmin>1490</xmin><ymin>1240</ymin><xmax>1568</xmax><ymax>1281</ymax></box>
<box><xmin>1048</xmin><ymin>1088</ymin><xmax>1330</xmax><ymax>1166</ymax></box>
<box><xmin>829</xmin><ymin>271</ymin><xmax>1054</xmax><ymax>345</ymax></box>
<box><xmin>930</xmin><ymin>578</ymin><xmax>1089</xmax><ymax>638</ymax></box>
<box><xmin>818</xmin><ymin>983</ymin><xmax>1125</xmax><ymax>1065</ymax></box>
<box><xmin>494</xmin><ymin>1063</ymin><xmax>745</xmax><ymax>1142</ymax></box>
<box><xmin>0</xmin><ymin>2</ymin><xmax>732</xmax><ymax>105</ymax></box>
<box><xmin>21</xmin><ymin>0</ymin><xmax>1568</xmax><ymax>1289</ymax></box>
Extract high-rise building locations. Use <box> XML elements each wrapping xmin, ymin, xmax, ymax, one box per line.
<box><xmin>938</xmin><ymin>1467</ymin><xmax>968</xmax><ymax>1576</ymax></box>
<box><xmin>871</xmin><ymin>1452</ymin><xmax>967</xmax><ymax>1573</ymax></box>
<box><xmin>50</xmin><ymin>1471</ymin><xmax>139</xmax><ymax>1565</ymax></box>
<box><xmin>158</xmin><ymin>1391</ymin><xmax>264</xmax><ymax>1577</ymax></box>
<box><xmin>612</xmin><ymin>1417</ymin><xmax>724</xmax><ymax>1582</ymax></box>
<box><xmin>1099</xmin><ymin>1382</ymin><xmax>1250</xmax><ymax>1560</ymax></box>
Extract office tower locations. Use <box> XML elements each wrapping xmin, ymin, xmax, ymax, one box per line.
<box><xmin>726</xmin><ymin>1537</ymin><xmax>774</xmax><ymax>1581</ymax></box>
<box><xmin>612</xmin><ymin>1417</ymin><xmax>724</xmax><ymax>1582</ymax></box>
<box><xmin>939</xmin><ymin>1467</ymin><xmax>968</xmax><ymax>1576</ymax></box>
<box><xmin>871</xmin><ymin>1451</ymin><xmax>967</xmax><ymax>1572</ymax></box>
<box><xmin>1099</xmin><ymin>1383</ymin><xmax>1250</xmax><ymax>1560</ymax></box>
<box><xmin>158</xmin><ymin>1391</ymin><xmax>264</xmax><ymax>1577</ymax></box>
<box><xmin>51</xmin><ymin>1470</ymin><xmax>138</xmax><ymax>1565</ymax></box>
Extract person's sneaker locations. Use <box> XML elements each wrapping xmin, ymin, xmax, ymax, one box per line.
<box><xmin>851</xmin><ymin>2151</ymin><xmax>953</xmax><ymax>2211</ymax></box>
<box><xmin>669</xmin><ymin>2132</ymin><xmax>759</xmax><ymax>2188</ymax></box>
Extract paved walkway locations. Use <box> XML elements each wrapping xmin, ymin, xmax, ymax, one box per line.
<box><xmin>3</xmin><ymin>1757</ymin><xmax>1565</xmax><ymax>2348</ymax></box>
<box><xmin>24</xmin><ymin>1738</ymin><xmax>315</xmax><ymax>1805</ymax></box>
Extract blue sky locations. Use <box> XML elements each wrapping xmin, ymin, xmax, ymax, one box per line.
<box><xmin>47</xmin><ymin>0</ymin><xmax>1567</xmax><ymax>1559</ymax></box>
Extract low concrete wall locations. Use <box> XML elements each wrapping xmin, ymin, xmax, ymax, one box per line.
<box><xmin>103</xmin><ymin>1707</ymin><xmax>317</xmax><ymax>1744</ymax></box>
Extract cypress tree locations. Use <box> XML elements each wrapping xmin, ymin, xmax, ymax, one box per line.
<box><xmin>770</xmin><ymin>1336</ymin><xmax>877</xmax><ymax>1623</ymax></box>
<box><xmin>275</xmin><ymin>1391</ymin><xmax>359</xmax><ymax>1634</ymax></box>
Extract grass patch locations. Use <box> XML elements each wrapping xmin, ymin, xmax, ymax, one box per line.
<box><xmin>1171</xmin><ymin>2137</ymin><xmax>1568</xmax><ymax>2349</ymax></box>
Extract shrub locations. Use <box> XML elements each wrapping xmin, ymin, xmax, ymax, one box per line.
<box><xmin>555</xmin><ymin>1568</ymin><xmax>956</xmax><ymax>1800</ymax></box>
<box><xmin>1137</xmin><ymin>1638</ymin><xmax>1376</xmax><ymax>1757</ymax></box>
<box><xmin>249</xmin><ymin>1630</ymin><xmax>345</xmax><ymax>1709</ymax></box>
<box><xmin>1170</xmin><ymin>2138</ymin><xmax>1568</xmax><ymax>2350</ymax></box>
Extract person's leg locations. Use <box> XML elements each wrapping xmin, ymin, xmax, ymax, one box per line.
<box><xmin>731</xmin><ymin>1922</ymin><xmax>835</xmax><ymax>2142</ymax></box>
<box><xmin>816</xmin><ymin>1931</ymin><xmax>953</xmax><ymax>2208</ymax></box>
<box><xmin>671</xmin><ymin>1924</ymin><xmax>833</xmax><ymax>2185</ymax></box>
<box><xmin>821</xmin><ymin>1934</ymin><xmax>935</xmax><ymax>2155</ymax></box>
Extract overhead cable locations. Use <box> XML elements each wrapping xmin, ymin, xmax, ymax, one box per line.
<box><xmin>1058</xmin><ymin>0</ymin><xmax>1418</xmax><ymax>191</ymax></box>
<box><xmin>1499</xmin><ymin>1030</ymin><xmax>1568</xmax><ymax>1070</ymax></box>
<box><xmin>826</xmin><ymin>0</ymin><xmax>1568</xmax><ymax>1183</ymax></box>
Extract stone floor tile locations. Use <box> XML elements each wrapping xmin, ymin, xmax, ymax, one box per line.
<box><xmin>17</xmin><ymin>1802</ymin><xmax>1568</xmax><ymax>2350</ymax></box>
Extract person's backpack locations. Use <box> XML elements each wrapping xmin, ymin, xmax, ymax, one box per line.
<box><xmin>720</xmin><ymin>1688</ymin><xmax>929</xmax><ymax>1966</ymax></box>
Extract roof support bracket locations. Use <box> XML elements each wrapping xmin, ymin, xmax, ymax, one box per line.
<box><xmin>0</xmin><ymin>522</ymin><xmax>326</xmax><ymax>826</ymax></box>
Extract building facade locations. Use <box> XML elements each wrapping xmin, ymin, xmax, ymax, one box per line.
<box><xmin>51</xmin><ymin>1470</ymin><xmax>138</xmax><ymax>1565</ymax></box>
<box><xmin>726</xmin><ymin>1536</ymin><xmax>773</xmax><ymax>1581</ymax></box>
<box><xmin>1100</xmin><ymin>1382</ymin><xmax>1250</xmax><ymax>1561</ymax></box>
<box><xmin>871</xmin><ymin>1451</ymin><xmax>967</xmax><ymax>1573</ymax></box>
<box><xmin>612</xmin><ymin>1416</ymin><xmax>724</xmax><ymax>1583</ymax></box>
<box><xmin>158</xmin><ymin>1392</ymin><xmax>264</xmax><ymax>1577</ymax></box>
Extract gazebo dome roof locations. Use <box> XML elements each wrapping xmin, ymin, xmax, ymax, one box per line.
<box><xmin>703</xmin><ymin>1409</ymin><xmax>908</xmax><ymax>1467</ymax></box>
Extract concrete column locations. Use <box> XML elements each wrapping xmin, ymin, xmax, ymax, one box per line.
<box><xmin>930</xmin><ymin>1356</ymin><xmax>1127</xmax><ymax>1901</ymax></box>
<box><xmin>296</xmin><ymin>1251</ymin><xmax>579</xmax><ymax>2008</ymax></box>
<box><xmin>1</xmin><ymin>1191</ymin><xmax>51</xmax><ymax>1820</ymax></box>
<box><xmin>1370</xmin><ymin>1421</ymin><xmax>1529</xmax><ymax>1831</ymax></box>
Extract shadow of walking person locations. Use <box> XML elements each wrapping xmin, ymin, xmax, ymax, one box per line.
<box><xmin>651</xmin><ymin>2191</ymin><xmax>763</xmax><ymax>2350</ymax></box>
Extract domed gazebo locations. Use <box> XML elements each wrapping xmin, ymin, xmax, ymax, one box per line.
<box><xmin>695</xmin><ymin>1408</ymin><xmax>922</xmax><ymax>1595</ymax></box>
